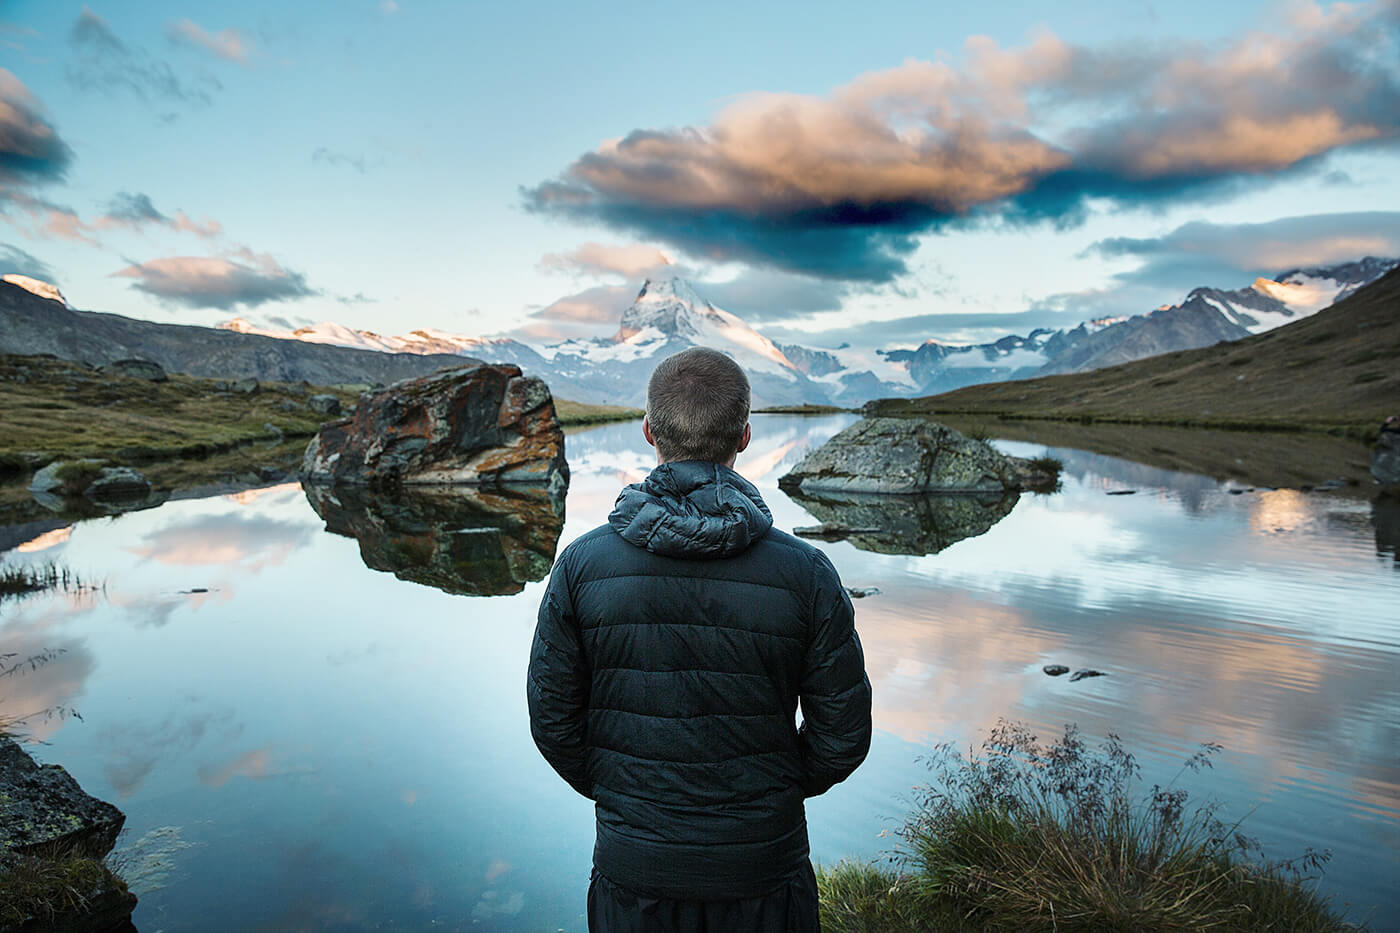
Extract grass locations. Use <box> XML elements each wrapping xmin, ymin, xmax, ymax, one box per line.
<box><xmin>0</xmin><ymin>847</ymin><xmax>131</xmax><ymax>929</ymax></box>
<box><xmin>817</xmin><ymin>722</ymin><xmax>1362</xmax><ymax>932</ymax></box>
<box><xmin>0</xmin><ymin>353</ymin><xmax>357</xmax><ymax>466</ymax></box>
<box><xmin>753</xmin><ymin>404</ymin><xmax>856</xmax><ymax>415</ymax></box>
<box><xmin>553</xmin><ymin>397</ymin><xmax>644</xmax><ymax>426</ymax></box>
<box><xmin>865</xmin><ymin>267</ymin><xmax>1400</xmax><ymax>436</ymax></box>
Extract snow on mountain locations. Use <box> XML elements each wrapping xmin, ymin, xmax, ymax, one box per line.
<box><xmin>1</xmin><ymin>274</ymin><xmax>67</xmax><ymax>306</ymax></box>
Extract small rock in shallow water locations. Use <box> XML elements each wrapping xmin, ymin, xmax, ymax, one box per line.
<box><xmin>1106</xmin><ymin>490</ymin><xmax>1136</xmax><ymax>496</ymax></box>
<box><xmin>845</xmin><ymin>586</ymin><xmax>880</xmax><ymax>598</ymax></box>
<box><xmin>1069</xmin><ymin>669</ymin><xmax>1107</xmax><ymax>682</ymax></box>
<box><xmin>1042</xmin><ymin>664</ymin><xmax>1069</xmax><ymax>676</ymax></box>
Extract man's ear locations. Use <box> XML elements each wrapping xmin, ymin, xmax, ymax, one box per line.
<box><xmin>642</xmin><ymin>415</ymin><xmax>655</xmax><ymax>448</ymax></box>
<box><xmin>736</xmin><ymin>422</ymin><xmax>752</xmax><ymax>454</ymax></box>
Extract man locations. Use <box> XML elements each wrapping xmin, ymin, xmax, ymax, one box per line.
<box><xmin>527</xmin><ymin>347</ymin><xmax>873</xmax><ymax>932</ymax></box>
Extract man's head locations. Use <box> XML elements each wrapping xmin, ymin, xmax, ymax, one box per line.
<box><xmin>644</xmin><ymin>347</ymin><xmax>752</xmax><ymax>466</ymax></box>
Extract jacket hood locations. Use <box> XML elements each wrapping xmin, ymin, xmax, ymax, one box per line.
<box><xmin>609</xmin><ymin>461</ymin><xmax>773</xmax><ymax>559</ymax></box>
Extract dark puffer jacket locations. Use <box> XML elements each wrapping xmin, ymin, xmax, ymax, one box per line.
<box><xmin>527</xmin><ymin>461</ymin><xmax>872</xmax><ymax>899</ymax></box>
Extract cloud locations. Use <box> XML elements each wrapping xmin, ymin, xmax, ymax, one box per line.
<box><xmin>381</xmin><ymin>0</ymin><xmax>400</xmax><ymax>13</ymax></box>
<box><xmin>68</xmin><ymin>6</ymin><xmax>221</xmax><ymax>106</ymax></box>
<box><xmin>539</xmin><ymin>242</ymin><xmax>673</xmax><ymax>279</ymax></box>
<box><xmin>516</xmin><ymin>283</ymin><xmax>633</xmax><ymax>340</ymax></box>
<box><xmin>114</xmin><ymin>250</ymin><xmax>317</xmax><ymax>310</ymax></box>
<box><xmin>524</xmin><ymin>1</ymin><xmax>1400</xmax><ymax>283</ymax></box>
<box><xmin>701</xmin><ymin>269</ymin><xmax>849</xmax><ymax>322</ymax></box>
<box><xmin>96</xmin><ymin>191</ymin><xmax>222</xmax><ymax>237</ymax></box>
<box><xmin>0</xmin><ymin>242</ymin><xmax>56</xmax><ymax>280</ymax></box>
<box><xmin>764</xmin><ymin>307</ymin><xmax>1082</xmax><ymax>349</ymax></box>
<box><xmin>311</xmin><ymin>147</ymin><xmax>374</xmax><ymax>173</ymax></box>
<box><xmin>1087</xmin><ymin>211</ymin><xmax>1400</xmax><ymax>285</ymax></box>
<box><xmin>0</xmin><ymin>69</ymin><xmax>74</xmax><ymax>189</ymax></box>
<box><xmin>167</xmin><ymin>19</ymin><xmax>250</xmax><ymax>64</ymax></box>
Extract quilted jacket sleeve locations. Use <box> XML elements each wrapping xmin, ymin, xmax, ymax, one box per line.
<box><xmin>797</xmin><ymin>549</ymin><xmax>873</xmax><ymax>797</ymax></box>
<box><xmin>526</xmin><ymin>554</ymin><xmax>594</xmax><ymax>799</ymax></box>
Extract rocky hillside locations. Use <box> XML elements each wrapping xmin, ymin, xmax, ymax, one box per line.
<box><xmin>867</xmin><ymin>266</ymin><xmax>1400</xmax><ymax>432</ymax></box>
<box><xmin>0</xmin><ymin>280</ymin><xmax>476</xmax><ymax>386</ymax></box>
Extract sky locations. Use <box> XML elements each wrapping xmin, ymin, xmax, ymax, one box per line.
<box><xmin>1</xmin><ymin>0</ymin><xmax>1398</xmax><ymax>350</ymax></box>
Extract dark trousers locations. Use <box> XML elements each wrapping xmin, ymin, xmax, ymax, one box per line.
<box><xmin>586</xmin><ymin>862</ymin><xmax>820</xmax><ymax>933</ymax></box>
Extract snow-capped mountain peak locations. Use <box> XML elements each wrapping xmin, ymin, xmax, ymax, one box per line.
<box><xmin>612</xmin><ymin>277</ymin><xmax>797</xmax><ymax>376</ymax></box>
<box><xmin>2</xmin><ymin>274</ymin><xmax>67</xmax><ymax>306</ymax></box>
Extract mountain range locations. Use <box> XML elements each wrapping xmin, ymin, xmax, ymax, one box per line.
<box><xmin>0</xmin><ymin>258</ymin><xmax>1394</xmax><ymax>407</ymax></box>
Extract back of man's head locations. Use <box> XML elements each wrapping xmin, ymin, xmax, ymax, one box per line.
<box><xmin>646</xmin><ymin>347</ymin><xmax>751</xmax><ymax>464</ymax></box>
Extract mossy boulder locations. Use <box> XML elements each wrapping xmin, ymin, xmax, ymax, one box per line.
<box><xmin>779</xmin><ymin>417</ymin><xmax>1057</xmax><ymax>494</ymax></box>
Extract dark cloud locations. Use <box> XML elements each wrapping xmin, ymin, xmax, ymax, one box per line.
<box><xmin>335</xmin><ymin>291</ymin><xmax>375</xmax><ymax>305</ymax></box>
<box><xmin>68</xmin><ymin>7</ymin><xmax>221</xmax><ymax>106</ymax></box>
<box><xmin>114</xmin><ymin>251</ymin><xmax>317</xmax><ymax>311</ymax></box>
<box><xmin>0</xmin><ymin>69</ymin><xmax>74</xmax><ymax>187</ymax></box>
<box><xmin>0</xmin><ymin>242</ymin><xmax>56</xmax><ymax>280</ymax></box>
<box><xmin>525</xmin><ymin>1</ymin><xmax>1400</xmax><ymax>283</ymax></box>
<box><xmin>103</xmin><ymin>190</ymin><xmax>163</xmax><ymax>222</ymax></box>
<box><xmin>1088</xmin><ymin>212</ymin><xmax>1400</xmax><ymax>286</ymax></box>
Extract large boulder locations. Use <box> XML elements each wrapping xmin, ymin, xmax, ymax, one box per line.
<box><xmin>300</xmin><ymin>364</ymin><xmax>568</xmax><ymax>494</ymax></box>
<box><xmin>0</xmin><ymin>738</ymin><xmax>137</xmax><ymax>931</ymax></box>
<box><xmin>308</xmin><ymin>393</ymin><xmax>342</xmax><ymax>416</ymax></box>
<box><xmin>100</xmin><ymin>358</ymin><xmax>166</xmax><ymax>382</ymax></box>
<box><xmin>1373</xmin><ymin>417</ymin><xmax>1400</xmax><ymax>495</ymax></box>
<box><xmin>779</xmin><ymin>417</ymin><xmax>1056</xmax><ymax>494</ymax></box>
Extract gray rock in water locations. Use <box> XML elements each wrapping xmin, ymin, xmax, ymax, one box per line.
<box><xmin>101</xmin><ymin>358</ymin><xmax>167</xmax><ymax>382</ymax></box>
<box><xmin>793</xmin><ymin>523</ymin><xmax>883</xmax><ymax>540</ymax></box>
<box><xmin>309</xmin><ymin>393</ymin><xmax>342</xmax><ymax>415</ymax></box>
<box><xmin>84</xmin><ymin>466</ymin><xmax>151</xmax><ymax>501</ymax></box>
<box><xmin>1373</xmin><ymin>419</ymin><xmax>1400</xmax><ymax>494</ymax></box>
<box><xmin>0</xmin><ymin>737</ymin><xmax>138</xmax><ymax>930</ymax></box>
<box><xmin>779</xmin><ymin>417</ymin><xmax>1055</xmax><ymax>494</ymax></box>
<box><xmin>845</xmin><ymin>586</ymin><xmax>881</xmax><ymax>598</ymax></box>
<box><xmin>28</xmin><ymin>458</ymin><xmax>104</xmax><ymax>494</ymax></box>
<box><xmin>1069</xmin><ymin>669</ymin><xmax>1107</xmax><ymax>682</ymax></box>
<box><xmin>1043</xmin><ymin>664</ymin><xmax>1070</xmax><ymax>676</ymax></box>
<box><xmin>0</xmin><ymin>736</ymin><xmax>125</xmax><ymax>857</ymax></box>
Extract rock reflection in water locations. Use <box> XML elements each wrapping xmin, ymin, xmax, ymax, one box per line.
<box><xmin>785</xmin><ymin>488</ymin><xmax>1018</xmax><ymax>556</ymax></box>
<box><xmin>303</xmin><ymin>484</ymin><xmax>564</xmax><ymax>596</ymax></box>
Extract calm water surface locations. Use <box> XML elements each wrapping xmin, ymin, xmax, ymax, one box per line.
<box><xmin>2</xmin><ymin>414</ymin><xmax>1397</xmax><ymax>931</ymax></box>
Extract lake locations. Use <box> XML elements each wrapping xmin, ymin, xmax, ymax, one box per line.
<box><xmin>1</xmin><ymin>413</ymin><xmax>1397</xmax><ymax>931</ymax></box>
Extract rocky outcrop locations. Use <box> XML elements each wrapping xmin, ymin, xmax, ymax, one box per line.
<box><xmin>0</xmin><ymin>737</ymin><xmax>137</xmax><ymax>932</ymax></box>
<box><xmin>304</xmin><ymin>484</ymin><xmax>564</xmax><ymax>596</ymax></box>
<box><xmin>99</xmin><ymin>358</ymin><xmax>166</xmax><ymax>382</ymax></box>
<box><xmin>301</xmin><ymin>365</ymin><xmax>568</xmax><ymax>494</ymax></box>
<box><xmin>779</xmin><ymin>417</ymin><xmax>1057</xmax><ymax>494</ymax></box>
<box><xmin>1373</xmin><ymin>418</ymin><xmax>1400</xmax><ymax>495</ymax></box>
<box><xmin>308</xmin><ymin>394</ymin><xmax>341</xmax><ymax>415</ymax></box>
<box><xmin>785</xmin><ymin>488</ymin><xmax>1019</xmax><ymax>556</ymax></box>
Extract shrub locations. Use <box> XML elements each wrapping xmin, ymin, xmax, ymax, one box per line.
<box><xmin>819</xmin><ymin>722</ymin><xmax>1360</xmax><ymax>932</ymax></box>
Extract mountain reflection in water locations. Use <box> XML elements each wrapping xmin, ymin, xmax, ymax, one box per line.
<box><xmin>303</xmin><ymin>484</ymin><xmax>565</xmax><ymax>596</ymax></box>
<box><xmin>787</xmin><ymin>488</ymin><xmax>1019</xmax><ymax>555</ymax></box>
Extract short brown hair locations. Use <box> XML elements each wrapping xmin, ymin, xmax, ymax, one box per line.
<box><xmin>646</xmin><ymin>348</ymin><xmax>751</xmax><ymax>463</ymax></box>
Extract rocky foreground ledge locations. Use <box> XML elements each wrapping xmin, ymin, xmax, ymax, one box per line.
<box><xmin>301</xmin><ymin>364</ymin><xmax>569</xmax><ymax>495</ymax></box>
<box><xmin>0</xmin><ymin>737</ymin><xmax>135</xmax><ymax>932</ymax></box>
<box><xmin>779</xmin><ymin>417</ymin><xmax>1059</xmax><ymax>494</ymax></box>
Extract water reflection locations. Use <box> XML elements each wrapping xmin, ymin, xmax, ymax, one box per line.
<box><xmin>303</xmin><ymin>484</ymin><xmax>565</xmax><ymax>596</ymax></box>
<box><xmin>785</xmin><ymin>488</ymin><xmax>1019</xmax><ymax>555</ymax></box>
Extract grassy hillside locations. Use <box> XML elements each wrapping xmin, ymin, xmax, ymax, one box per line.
<box><xmin>553</xmin><ymin>398</ymin><xmax>644</xmax><ymax>426</ymax></box>
<box><xmin>869</xmin><ymin>267</ymin><xmax>1400</xmax><ymax>435</ymax></box>
<box><xmin>0</xmin><ymin>354</ymin><xmax>356</xmax><ymax>467</ymax></box>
